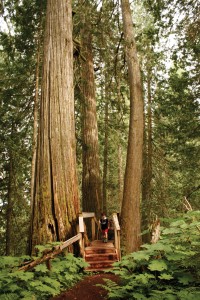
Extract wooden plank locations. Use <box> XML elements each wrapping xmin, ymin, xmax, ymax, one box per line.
<box><xmin>19</xmin><ymin>233</ymin><xmax>82</xmax><ymax>271</ymax></box>
<box><xmin>79</xmin><ymin>215</ymin><xmax>84</xmax><ymax>232</ymax></box>
<box><xmin>82</xmin><ymin>212</ymin><xmax>95</xmax><ymax>218</ymax></box>
<box><xmin>60</xmin><ymin>233</ymin><xmax>82</xmax><ymax>250</ymax></box>
<box><xmin>19</xmin><ymin>248</ymin><xmax>63</xmax><ymax>271</ymax></box>
<box><xmin>91</xmin><ymin>217</ymin><xmax>95</xmax><ymax>241</ymax></box>
<box><xmin>112</xmin><ymin>213</ymin><xmax>120</xmax><ymax>231</ymax></box>
<box><xmin>117</xmin><ymin>231</ymin><xmax>121</xmax><ymax>260</ymax></box>
<box><xmin>79</xmin><ymin>233</ymin><xmax>85</xmax><ymax>255</ymax></box>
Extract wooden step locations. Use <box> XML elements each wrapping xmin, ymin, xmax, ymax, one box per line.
<box><xmin>85</xmin><ymin>247</ymin><xmax>116</xmax><ymax>255</ymax></box>
<box><xmin>85</xmin><ymin>253</ymin><xmax>118</xmax><ymax>262</ymax></box>
<box><xmin>84</xmin><ymin>240</ymin><xmax>118</xmax><ymax>271</ymax></box>
<box><xmin>89</xmin><ymin>240</ymin><xmax>115</xmax><ymax>248</ymax></box>
<box><xmin>85</xmin><ymin>260</ymin><xmax>117</xmax><ymax>270</ymax></box>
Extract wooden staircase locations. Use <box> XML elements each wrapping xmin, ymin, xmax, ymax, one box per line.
<box><xmin>20</xmin><ymin>212</ymin><xmax>120</xmax><ymax>273</ymax></box>
<box><xmin>84</xmin><ymin>240</ymin><xmax>119</xmax><ymax>271</ymax></box>
<box><xmin>78</xmin><ymin>212</ymin><xmax>121</xmax><ymax>271</ymax></box>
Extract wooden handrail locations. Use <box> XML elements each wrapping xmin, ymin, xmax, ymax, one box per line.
<box><xmin>82</xmin><ymin>212</ymin><xmax>95</xmax><ymax>218</ymax></box>
<box><xmin>79</xmin><ymin>211</ymin><xmax>121</xmax><ymax>260</ymax></box>
<box><xmin>59</xmin><ymin>233</ymin><xmax>82</xmax><ymax>250</ymax></box>
<box><xmin>19</xmin><ymin>233</ymin><xmax>82</xmax><ymax>272</ymax></box>
<box><xmin>79</xmin><ymin>212</ymin><xmax>99</xmax><ymax>241</ymax></box>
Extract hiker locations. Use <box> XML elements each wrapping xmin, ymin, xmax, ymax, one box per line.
<box><xmin>100</xmin><ymin>212</ymin><xmax>109</xmax><ymax>242</ymax></box>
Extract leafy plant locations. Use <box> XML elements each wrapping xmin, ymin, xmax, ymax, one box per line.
<box><xmin>0</xmin><ymin>252</ymin><xmax>88</xmax><ymax>299</ymax></box>
<box><xmin>102</xmin><ymin>211</ymin><xmax>200</xmax><ymax>299</ymax></box>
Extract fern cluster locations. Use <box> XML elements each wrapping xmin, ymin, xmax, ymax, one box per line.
<box><xmin>0</xmin><ymin>252</ymin><xmax>88</xmax><ymax>300</ymax></box>
<box><xmin>103</xmin><ymin>211</ymin><xmax>200</xmax><ymax>299</ymax></box>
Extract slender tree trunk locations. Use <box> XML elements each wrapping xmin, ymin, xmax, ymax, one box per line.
<box><xmin>142</xmin><ymin>66</ymin><xmax>153</xmax><ymax>243</ymax></box>
<box><xmin>117</xmin><ymin>80</ymin><xmax>124</xmax><ymax>211</ymax></box>
<box><xmin>6</xmin><ymin>153</ymin><xmax>13</xmax><ymax>255</ymax></box>
<box><xmin>118</xmin><ymin>144</ymin><xmax>123</xmax><ymax>210</ymax></box>
<box><xmin>31</xmin><ymin>27</ymin><xmax>41</xmax><ymax>215</ymax></box>
<box><xmin>101</xmin><ymin>20</ymin><xmax>109</xmax><ymax>214</ymax></box>
<box><xmin>147</xmin><ymin>70</ymin><xmax>153</xmax><ymax>188</ymax></box>
<box><xmin>102</xmin><ymin>90</ymin><xmax>109</xmax><ymax>214</ymax></box>
<box><xmin>120</xmin><ymin>0</ymin><xmax>144</xmax><ymax>253</ymax></box>
<box><xmin>81</xmin><ymin>21</ymin><xmax>102</xmax><ymax>216</ymax></box>
<box><xmin>30</xmin><ymin>0</ymin><xmax>79</xmax><ymax>253</ymax></box>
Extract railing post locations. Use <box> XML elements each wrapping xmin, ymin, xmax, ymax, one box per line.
<box><xmin>79</xmin><ymin>213</ymin><xmax>85</xmax><ymax>256</ymax></box>
<box><xmin>91</xmin><ymin>217</ymin><xmax>95</xmax><ymax>241</ymax></box>
<box><xmin>117</xmin><ymin>230</ymin><xmax>121</xmax><ymax>260</ymax></box>
<box><xmin>112</xmin><ymin>213</ymin><xmax>121</xmax><ymax>261</ymax></box>
<box><xmin>114</xmin><ymin>228</ymin><xmax>117</xmax><ymax>249</ymax></box>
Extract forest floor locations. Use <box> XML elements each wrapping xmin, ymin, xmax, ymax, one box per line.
<box><xmin>51</xmin><ymin>273</ymin><xmax>119</xmax><ymax>300</ymax></box>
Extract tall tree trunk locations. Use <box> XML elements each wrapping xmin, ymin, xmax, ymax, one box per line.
<box><xmin>120</xmin><ymin>0</ymin><xmax>144</xmax><ymax>254</ymax></box>
<box><xmin>142</xmin><ymin>66</ymin><xmax>153</xmax><ymax>243</ymax></box>
<box><xmin>118</xmin><ymin>144</ymin><xmax>123</xmax><ymax>210</ymax></box>
<box><xmin>31</xmin><ymin>26</ymin><xmax>41</xmax><ymax>215</ymax></box>
<box><xmin>6</xmin><ymin>152</ymin><xmax>13</xmax><ymax>255</ymax></box>
<box><xmin>30</xmin><ymin>0</ymin><xmax>79</xmax><ymax>253</ymax></box>
<box><xmin>147</xmin><ymin>69</ymin><xmax>153</xmax><ymax>192</ymax></box>
<box><xmin>116</xmin><ymin>78</ymin><xmax>124</xmax><ymax>212</ymax></box>
<box><xmin>81</xmin><ymin>21</ymin><xmax>102</xmax><ymax>216</ymax></box>
<box><xmin>102</xmin><ymin>90</ymin><xmax>109</xmax><ymax>214</ymax></box>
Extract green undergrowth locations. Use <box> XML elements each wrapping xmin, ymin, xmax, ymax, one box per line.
<box><xmin>0</xmin><ymin>249</ymin><xmax>88</xmax><ymax>300</ymax></box>
<box><xmin>102</xmin><ymin>211</ymin><xmax>200</xmax><ymax>300</ymax></box>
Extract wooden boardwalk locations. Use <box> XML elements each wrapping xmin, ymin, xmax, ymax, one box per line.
<box><xmin>84</xmin><ymin>240</ymin><xmax>119</xmax><ymax>271</ymax></box>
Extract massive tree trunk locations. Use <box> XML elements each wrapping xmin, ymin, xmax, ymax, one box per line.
<box><xmin>30</xmin><ymin>0</ymin><xmax>79</xmax><ymax>253</ymax></box>
<box><xmin>81</xmin><ymin>19</ymin><xmax>102</xmax><ymax>216</ymax></box>
<box><xmin>120</xmin><ymin>0</ymin><xmax>144</xmax><ymax>253</ymax></box>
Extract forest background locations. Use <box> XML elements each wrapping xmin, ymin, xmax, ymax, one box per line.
<box><xmin>0</xmin><ymin>0</ymin><xmax>199</xmax><ymax>257</ymax></box>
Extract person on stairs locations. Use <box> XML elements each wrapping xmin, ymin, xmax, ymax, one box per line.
<box><xmin>100</xmin><ymin>212</ymin><xmax>109</xmax><ymax>243</ymax></box>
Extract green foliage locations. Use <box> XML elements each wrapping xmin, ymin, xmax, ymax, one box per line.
<box><xmin>35</xmin><ymin>242</ymin><xmax>61</xmax><ymax>255</ymax></box>
<box><xmin>0</xmin><ymin>0</ymin><xmax>46</xmax><ymax>256</ymax></box>
<box><xmin>0</xmin><ymin>253</ymin><xmax>88</xmax><ymax>299</ymax></box>
<box><xmin>0</xmin><ymin>256</ymin><xmax>20</xmax><ymax>269</ymax></box>
<box><xmin>153</xmin><ymin>62</ymin><xmax>200</xmax><ymax>213</ymax></box>
<box><xmin>102</xmin><ymin>211</ymin><xmax>200</xmax><ymax>299</ymax></box>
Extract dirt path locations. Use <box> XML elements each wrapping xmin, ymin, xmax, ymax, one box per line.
<box><xmin>51</xmin><ymin>273</ymin><xmax>119</xmax><ymax>300</ymax></box>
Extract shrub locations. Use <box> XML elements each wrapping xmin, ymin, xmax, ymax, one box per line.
<box><xmin>0</xmin><ymin>251</ymin><xmax>88</xmax><ymax>299</ymax></box>
<box><xmin>102</xmin><ymin>211</ymin><xmax>200</xmax><ymax>299</ymax></box>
